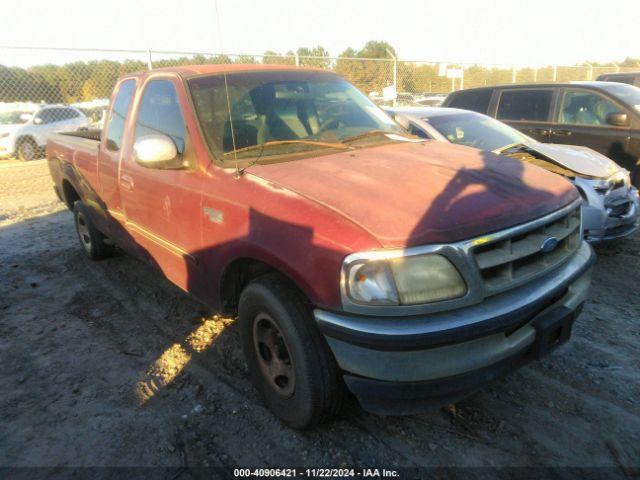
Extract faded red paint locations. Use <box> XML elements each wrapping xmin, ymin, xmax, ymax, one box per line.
<box><xmin>47</xmin><ymin>66</ymin><xmax>578</xmax><ymax>312</ymax></box>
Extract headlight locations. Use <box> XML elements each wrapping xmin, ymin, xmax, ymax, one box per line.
<box><xmin>344</xmin><ymin>253</ymin><xmax>467</xmax><ymax>306</ymax></box>
<box><xmin>0</xmin><ymin>132</ymin><xmax>10</xmax><ymax>139</ymax></box>
<box><xmin>594</xmin><ymin>171</ymin><xmax>631</xmax><ymax>194</ymax></box>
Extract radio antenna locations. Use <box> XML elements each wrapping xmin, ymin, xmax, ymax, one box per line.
<box><xmin>214</xmin><ymin>0</ymin><xmax>240</xmax><ymax>177</ymax></box>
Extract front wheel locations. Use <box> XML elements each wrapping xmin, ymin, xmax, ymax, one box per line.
<box><xmin>238</xmin><ymin>273</ymin><xmax>344</xmax><ymax>429</ymax></box>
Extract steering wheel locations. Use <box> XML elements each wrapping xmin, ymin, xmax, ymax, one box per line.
<box><xmin>317</xmin><ymin>113</ymin><xmax>352</xmax><ymax>134</ymax></box>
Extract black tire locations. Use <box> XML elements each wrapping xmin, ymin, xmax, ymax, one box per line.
<box><xmin>73</xmin><ymin>201</ymin><xmax>115</xmax><ymax>260</ymax></box>
<box><xmin>631</xmin><ymin>163</ymin><xmax>640</xmax><ymax>189</ymax></box>
<box><xmin>16</xmin><ymin>137</ymin><xmax>38</xmax><ymax>161</ymax></box>
<box><xmin>238</xmin><ymin>273</ymin><xmax>344</xmax><ymax>429</ymax></box>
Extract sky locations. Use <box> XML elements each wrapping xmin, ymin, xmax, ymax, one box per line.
<box><xmin>1</xmin><ymin>0</ymin><xmax>640</xmax><ymax>67</ymax></box>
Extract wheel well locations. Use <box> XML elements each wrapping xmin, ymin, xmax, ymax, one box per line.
<box><xmin>220</xmin><ymin>258</ymin><xmax>297</xmax><ymax>315</ymax></box>
<box><xmin>15</xmin><ymin>135</ymin><xmax>36</xmax><ymax>148</ymax></box>
<box><xmin>61</xmin><ymin>180</ymin><xmax>80</xmax><ymax>210</ymax></box>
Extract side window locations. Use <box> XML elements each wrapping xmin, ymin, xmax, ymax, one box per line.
<box><xmin>497</xmin><ymin>90</ymin><xmax>553</xmax><ymax>122</ymax></box>
<box><xmin>559</xmin><ymin>90</ymin><xmax>621</xmax><ymax>126</ymax></box>
<box><xmin>106</xmin><ymin>80</ymin><xmax>136</xmax><ymax>152</ymax></box>
<box><xmin>602</xmin><ymin>75</ymin><xmax>634</xmax><ymax>85</ymax></box>
<box><xmin>36</xmin><ymin>109</ymin><xmax>55</xmax><ymax>124</ymax></box>
<box><xmin>447</xmin><ymin>89</ymin><xmax>492</xmax><ymax>114</ymax></box>
<box><xmin>54</xmin><ymin>108</ymin><xmax>73</xmax><ymax>121</ymax></box>
<box><xmin>134</xmin><ymin>80</ymin><xmax>186</xmax><ymax>154</ymax></box>
<box><xmin>64</xmin><ymin>108</ymin><xmax>79</xmax><ymax>119</ymax></box>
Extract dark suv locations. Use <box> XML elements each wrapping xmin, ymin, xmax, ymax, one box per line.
<box><xmin>596</xmin><ymin>72</ymin><xmax>640</xmax><ymax>87</ymax></box>
<box><xmin>443</xmin><ymin>82</ymin><xmax>640</xmax><ymax>186</ymax></box>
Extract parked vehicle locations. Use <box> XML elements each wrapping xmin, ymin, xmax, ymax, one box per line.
<box><xmin>596</xmin><ymin>72</ymin><xmax>640</xmax><ymax>87</ymax></box>
<box><xmin>0</xmin><ymin>105</ymin><xmax>89</xmax><ymax>160</ymax></box>
<box><xmin>386</xmin><ymin>107</ymin><xmax>640</xmax><ymax>243</ymax></box>
<box><xmin>47</xmin><ymin>65</ymin><xmax>595</xmax><ymax>428</ymax></box>
<box><xmin>443</xmin><ymin>82</ymin><xmax>640</xmax><ymax>187</ymax></box>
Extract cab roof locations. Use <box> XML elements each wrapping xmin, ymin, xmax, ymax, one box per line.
<box><xmin>127</xmin><ymin>64</ymin><xmax>329</xmax><ymax>79</ymax></box>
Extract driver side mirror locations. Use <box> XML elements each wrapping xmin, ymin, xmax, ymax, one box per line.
<box><xmin>32</xmin><ymin>116</ymin><xmax>43</xmax><ymax>125</ymax></box>
<box><xmin>606</xmin><ymin>112</ymin><xmax>630</xmax><ymax>127</ymax></box>
<box><xmin>133</xmin><ymin>134</ymin><xmax>185</xmax><ymax>169</ymax></box>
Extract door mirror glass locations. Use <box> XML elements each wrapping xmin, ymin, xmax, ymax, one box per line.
<box><xmin>133</xmin><ymin>134</ymin><xmax>184</xmax><ymax>169</ymax></box>
<box><xmin>606</xmin><ymin>112</ymin><xmax>629</xmax><ymax>127</ymax></box>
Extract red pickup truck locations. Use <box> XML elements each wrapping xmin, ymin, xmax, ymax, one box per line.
<box><xmin>47</xmin><ymin>65</ymin><xmax>595</xmax><ymax>428</ymax></box>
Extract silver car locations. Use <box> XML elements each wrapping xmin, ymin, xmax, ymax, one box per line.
<box><xmin>386</xmin><ymin>107</ymin><xmax>640</xmax><ymax>243</ymax></box>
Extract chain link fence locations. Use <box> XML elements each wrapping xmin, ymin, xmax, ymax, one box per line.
<box><xmin>1</xmin><ymin>45</ymin><xmax>638</xmax><ymax>159</ymax></box>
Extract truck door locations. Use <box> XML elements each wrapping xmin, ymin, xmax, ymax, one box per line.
<box><xmin>119</xmin><ymin>77</ymin><xmax>204</xmax><ymax>294</ymax></box>
<box><xmin>552</xmin><ymin>88</ymin><xmax>632</xmax><ymax>171</ymax></box>
<box><xmin>97</xmin><ymin>78</ymin><xmax>137</xmax><ymax>247</ymax></box>
<box><xmin>494</xmin><ymin>88</ymin><xmax>555</xmax><ymax>142</ymax></box>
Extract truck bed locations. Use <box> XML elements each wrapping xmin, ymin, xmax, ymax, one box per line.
<box><xmin>47</xmin><ymin>130</ymin><xmax>103</xmax><ymax>208</ymax></box>
<box><xmin>60</xmin><ymin>128</ymin><xmax>103</xmax><ymax>142</ymax></box>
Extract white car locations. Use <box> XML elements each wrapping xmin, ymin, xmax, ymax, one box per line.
<box><xmin>386</xmin><ymin>106</ymin><xmax>640</xmax><ymax>243</ymax></box>
<box><xmin>0</xmin><ymin>105</ymin><xmax>89</xmax><ymax>160</ymax></box>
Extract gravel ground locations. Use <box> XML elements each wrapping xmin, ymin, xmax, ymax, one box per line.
<box><xmin>0</xmin><ymin>159</ymin><xmax>639</xmax><ymax>477</ymax></box>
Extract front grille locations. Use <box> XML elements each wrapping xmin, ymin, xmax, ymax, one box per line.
<box><xmin>609</xmin><ymin>202</ymin><xmax>631</xmax><ymax>217</ymax></box>
<box><xmin>606</xmin><ymin>196</ymin><xmax>632</xmax><ymax>217</ymax></box>
<box><xmin>472</xmin><ymin>206</ymin><xmax>581</xmax><ymax>295</ymax></box>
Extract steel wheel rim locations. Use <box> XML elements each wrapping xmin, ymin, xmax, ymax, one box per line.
<box><xmin>76</xmin><ymin>212</ymin><xmax>92</xmax><ymax>252</ymax></box>
<box><xmin>253</xmin><ymin>313</ymin><xmax>295</xmax><ymax>398</ymax></box>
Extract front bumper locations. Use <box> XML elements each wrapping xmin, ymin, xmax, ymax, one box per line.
<box><xmin>0</xmin><ymin>137</ymin><xmax>15</xmax><ymax>157</ymax></box>
<box><xmin>583</xmin><ymin>187</ymin><xmax>640</xmax><ymax>243</ymax></box>
<box><xmin>315</xmin><ymin>242</ymin><xmax>595</xmax><ymax>415</ymax></box>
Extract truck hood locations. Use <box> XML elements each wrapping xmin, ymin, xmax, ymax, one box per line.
<box><xmin>525</xmin><ymin>142</ymin><xmax>620</xmax><ymax>179</ymax></box>
<box><xmin>248</xmin><ymin>141</ymin><xmax>578</xmax><ymax>248</ymax></box>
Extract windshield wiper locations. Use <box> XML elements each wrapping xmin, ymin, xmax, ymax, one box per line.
<box><xmin>223</xmin><ymin>139</ymin><xmax>350</xmax><ymax>157</ymax></box>
<box><xmin>340</xmin><ymin>129</ymin><xmax>411</xmax><ymax>144</ymax></box>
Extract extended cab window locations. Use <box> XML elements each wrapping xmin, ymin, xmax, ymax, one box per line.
<box><xmin>447</xmin><ymin>89</ymin><xmax>492</xmax><ymax>114</ymax></box>
<box><xmin>559</xmin><ymin>89</ymin><xmax>620</xmax><ymax>125</ymax></box>
<box><xmin>106</xmin><ymin>80</ymin><xmax>136</xmax><ymax>151</ymax></box>
<box><xmin>134</xmin><ymin>80</ymin><xmax>186</xmax><ymax>154</ymax></box>
<box><xmin>497</xmin><ymin>90</ymin><xmax>553</xmax><ymax>122</ymax></box>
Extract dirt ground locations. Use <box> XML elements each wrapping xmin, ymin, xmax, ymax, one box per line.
<box><xmin>1</xmin><ymin>159</ymin><xmax>639</xmax><ymax>476</ymax></box>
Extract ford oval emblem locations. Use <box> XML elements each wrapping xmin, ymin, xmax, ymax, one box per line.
<box><xmin>541</xmin><ymin>236</ymin><xmax>559</xmax><ymax>253</ymax></box>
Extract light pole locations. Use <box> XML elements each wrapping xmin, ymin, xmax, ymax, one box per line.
<box><xmin>386</xmin><ymin>48</ymin><xmax>397</xmax><ymax>107</ymax></box>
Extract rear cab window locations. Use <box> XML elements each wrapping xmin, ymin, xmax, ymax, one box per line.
<box><xmin>446</xmin><ymin>89</ymin><xmax>493</xmax><ymax>114</ymax></box>
<box><xmin>496</xmin><ymin>89</ymin><xmax>554</xmax><ymax>122</ymax></box>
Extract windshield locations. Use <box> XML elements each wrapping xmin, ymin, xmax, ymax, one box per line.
<box><xmin>595</xmin><ymin>82</ymin><xmax>640</xmax><ymax>112</ymax></box>
<box><xmin>0</xmin><ymin>111</ymin><xmax>32</xmax><ymax>125</ymax></box>
<box><xmin>187</xmin><ymin>71</ymin><xmax>403</xmax><ymax>160</ymax></box>
<box><xmin>425</xmin><ymin>112</ymin><xmax>531</xmax><ymax>152</ymax></box>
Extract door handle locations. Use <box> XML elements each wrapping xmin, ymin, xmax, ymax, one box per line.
<box><xmin>553</xmin><ymin>129</ymin><xmax>572</xmax><ymax>136</ymax></box>
<box><xmin>528</xmin><ymin>128</ymin><xmax>550</xmax><ymax>135</ymax></box>
<box><xmin>120</xmin><ymin>174</ymin><xmax>134</xmax><ymax>191</ymax></box>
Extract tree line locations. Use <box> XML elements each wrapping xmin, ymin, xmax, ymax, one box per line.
<box><xmin>1</xmin><ymin>40</ymin><xmax>639</xmax><ymax>104</ymax></box>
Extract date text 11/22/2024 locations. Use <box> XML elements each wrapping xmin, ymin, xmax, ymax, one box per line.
<box><xmin>233</xmin><ymin>468</ymin><xmax>400</xmax><ymax>478</ymax></box>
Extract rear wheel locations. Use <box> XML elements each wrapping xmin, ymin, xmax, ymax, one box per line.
<box><xmin>73</xmin><ymin>201</ymin><xmax>114</xmax><ymax>260</ymax></box>
<box><xmin>17</xmin><ymin>138</ymin><xmax>38</xmax><ymax>161</ymax></box>
<box><xmin>238</xmin><ymin>273</ymin><xmax>344</xmax><ymax>429</ymax></box>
